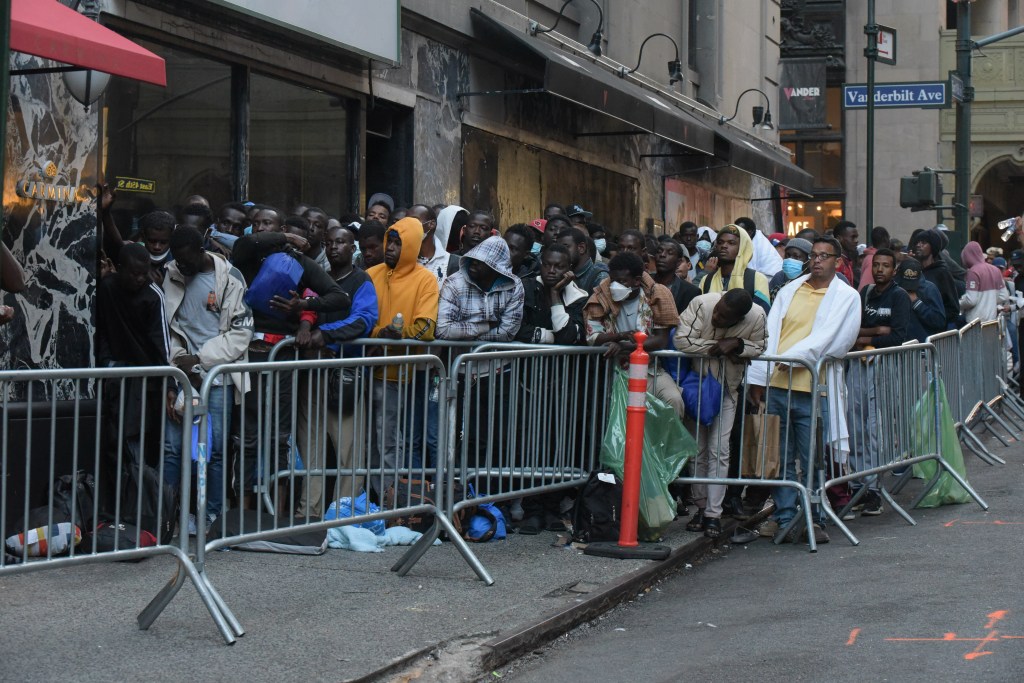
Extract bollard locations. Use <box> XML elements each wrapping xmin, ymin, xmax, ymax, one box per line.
<box><xmin>585</xmin><ymin>331</ymin><xmax>670</xmax><ymax>561</ymax></box>
<box><xmin>617</xmin><ymin>330</ymin><xmax>649</xmax><ymax>548</ymax></box>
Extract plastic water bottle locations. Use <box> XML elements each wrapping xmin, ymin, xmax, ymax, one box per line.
<box><xmin>390</xmin><ymin>312</ymin><xmax>404</xmax><ymax>333</ymax></box>
<box><xmin>999</xmin><ymin>217</ymin><xmax>1018</xmax><ymax>243</ymax></box>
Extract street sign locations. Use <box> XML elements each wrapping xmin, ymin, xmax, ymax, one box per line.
<box><xmin>950</xmin><ymin>73</ymin><xmax>965</xmax><ymax>102</ymax></box>
<box><xmin>843</xmin><ymin>81</ymin><xmax>950</xmax><ymax>109</ymax></box>
<box><xmin>876</xmin><ymin>24</ymin><xmax>897</xmax><ymax>65</ymax></box>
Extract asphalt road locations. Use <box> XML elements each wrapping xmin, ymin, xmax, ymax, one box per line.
<box><xmin>499</xmin><ymin>457</ymin><xmax>1024</xmax><ymax>683</ymax></box>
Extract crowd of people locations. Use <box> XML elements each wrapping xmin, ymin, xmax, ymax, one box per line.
<box><xmin>92</xmin><ymin>185</ymin><xmax>1019</xmax><ymax>544</ymax></box>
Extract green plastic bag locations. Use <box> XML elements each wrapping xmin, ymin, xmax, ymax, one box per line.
<box><xmin>911</xmin><ymin>378</ymin><xmax>972</xmax><ymax>507</ymax></box>
<box><xmin>600</xmin><ymin>368</ymin><xmax>697</xmax><ymax>540</ymax></box>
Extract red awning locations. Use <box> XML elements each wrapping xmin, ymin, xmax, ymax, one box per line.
<box><xmin>10</xmin><ymin>0</ymin><xmax>166</xmax><ymax>87</ymax></box>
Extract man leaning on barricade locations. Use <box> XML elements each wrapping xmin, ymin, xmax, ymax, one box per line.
<box><xmin>674</xmin><ymin>289</ymin><xmax>767</xmax><ymax>539</ymax></box>
<box><xmin>746</xmin><ymin>236</ymin><xmax>861</xmax><ymax>545</ymax></box>
<box><xmin>843</xmin><ymin>248</ymin><xmax>910</xmax><ymax>519</ymax></box>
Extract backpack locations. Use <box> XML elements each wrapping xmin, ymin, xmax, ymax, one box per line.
<box><xmin>121</xmin><ymin>462</ymin><xmax>178</xmax><ymax>546</ymax></box>
<box><xmin>571</xmin><ymin>469</ymin><xmax>623</xmax><ymax>543</ymax></box>
<box><xmin>702</xmin><ymin>267</ymin><xmax>756</xmax><ymax>296</ymax></box>
<box><xmin>244</xmin><ymin>252</ymin><xmax>304</xmax><ymax>320</ymax></box>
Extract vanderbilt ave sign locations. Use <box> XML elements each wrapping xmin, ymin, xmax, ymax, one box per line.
<box><xmin>843</xmin><ymin>81</ymin><xmax>950</xmax><ymax>109</ymax></box>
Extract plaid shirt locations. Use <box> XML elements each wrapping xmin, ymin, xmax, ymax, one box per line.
<box><xmin>437</xmin><ymin>237</ymin><xmax>525</xmax><ymax>342</ymax></box>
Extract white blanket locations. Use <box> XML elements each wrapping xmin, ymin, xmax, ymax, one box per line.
<box><xmin>747</xmin><ymin>274</ymin><xmax>861</xmax><ymax>456</ymax></box>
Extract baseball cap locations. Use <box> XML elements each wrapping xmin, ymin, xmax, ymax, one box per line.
<box><xmin>566</xmin><ymin>203</ymin><xmax>592</xmax><ymax>219</ymax></box>
<box><xmin>769</xmin><ymin>232</ymin><xmax>787</xmax><ymax>246</ymax></box>
<box><xmin>528</xmin><ymin>218</ymin><xmax>547</xmax><ymax>233</ymax></box>
<box><xmin>994</xmin><ymin>257</ymin><xmax>1007</xmax><ymax>268</ymax></box>
<box><xmin>1011</xmin><ymin>249</ymin><xmax>1024</xmax><ymax>264</ymax></box>
<box><xmin>897</xmin><ymin>259</ymin><xmax>922</xmax><ymax>292</ymax></box>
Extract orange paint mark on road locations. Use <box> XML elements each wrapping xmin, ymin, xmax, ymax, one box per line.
<box><xmin>846</xmin><ymin>628</ymin><xmax>860</xmax><ymax>645</ymax></box>
<box><xmin>944</xmin><ymin>519</ymin><xmax>959</xmax><ymax>527</ymax></box>
<box><xmin>965</xmin><ymin>631</ymin><xmax>1001</xmax><ymax>660</ymax></box>
<box><xmin>986</xmin><ymin>611</ymin><xmax>1008</xmax><ymax>629</ymax></box>
<box><xmin>944</xmin><ymin>520</ymin><xmax>1024</xmax><ymax>527</ymax></box>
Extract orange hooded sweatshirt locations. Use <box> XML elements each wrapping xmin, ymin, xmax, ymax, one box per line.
<box><xmin>367</xmin><ymin>216</ymin><xmax>439</xmax><ymax>342</ymax></box>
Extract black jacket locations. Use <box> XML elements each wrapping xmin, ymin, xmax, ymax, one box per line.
<box><xmin>95</xmin><ymin>275</ymin><xmax>169</xmax><ymax>367</ymax></box>
<box><xmin>515</xmin><ymin>278</ymin><xmax>586</xmax><ymax>345</ymax></box>
<box><xmin>921</xmin><ymin>259</ymin><xmax>960</xmax><ymax>327</ymax></box>
<box><xmin>861</xmin><ymin>281</ymin><xmax>912</xmax><ymax>348</ymax></box>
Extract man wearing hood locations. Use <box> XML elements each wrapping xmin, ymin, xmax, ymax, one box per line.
<box><xmin>896</xmin><ymin>258</ymin><xmax>947</xmax><ymax>342</ymax></box>
<box><xmin>960</xmin><ymin>241</ymin><xmax>1009</xmax><ymax>323</ymax></box>
<box><xmin>585</xmin><ymin>251</ymin><xmax>685</xmax><ymax>419</ymax></box>
<box><xmin>365</xmin><ymin>218</ymin><xmax>440</xmax><ymax>490</ymax></box>
<box><xmin>410</xmin><ymin>204</ymin><xmax>462</xmax><ymax>289</ymax></box>
<box><xmin>735</xmin><ymin>217</ymin><xmax>782</xmax><ymax>278</ymax></box>
<box><xmin>935</xmin><ymin>226</ymin><xmax>968</xmax><ymax>293</ymax></box>
<box><xmin>699</xmin><ymin>224</ymin><xmax>771</xmax><ymax>313</ymax></box>
<box><xmin>437</xmin><ymin>235</ymin><xmax>525</xmax><ymax>342</ymax></box>
<box><xmin>911</xmin><ymin>229</ymin><xmax>960</xmax><ymax>328</ymax></box>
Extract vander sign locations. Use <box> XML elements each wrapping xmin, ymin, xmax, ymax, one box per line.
<box><xmin>842</xmin><ymin>81</ymin><xmax>950</xmax><ymax>109</ymax></box>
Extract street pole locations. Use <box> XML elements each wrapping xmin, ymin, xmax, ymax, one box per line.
<box><xmin>953</xmin><ymin>0</ymin><xmax>973</xmax><ymax>241</ymax></box>
<box><xmin>0</xmin><ymin>0</ymin><xmax>10</xmax><ymax>289</ymax></box>
<box><xmin>864</xmin><ymin>1</ymin><xmax>878</xmax><ymax>232</ymax></box>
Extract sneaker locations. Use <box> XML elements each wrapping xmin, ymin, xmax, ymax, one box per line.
<box><xmin>861</xmin><ymin>492</ymin><xmax>884</xmax><ymax>516</ymax></box>
<box><xmin>783</xmin><ymin>522</ymin><xmax>830</xmax><ymax>545</ymax></box>
<box><xmin>840</xmin><ymin>507</ymin><xmax>857</xmax><ymax>522</ymax></box>
<box><xmin>758</xmin><ymin>519</ymin><xmax>780</xmax><ymax>538</ymax></box>
<box><xmin>808</xmin><ymin>523</ymin><xmax>830</xmax><ymax>544</ymax></box>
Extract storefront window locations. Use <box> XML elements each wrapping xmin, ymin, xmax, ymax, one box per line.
<box><xmin>248</xmin><ymin>74</ymin><xmax>348</xmax><ymax>217</ymax></box>
<box><xmin>102</xmin><ymin>41</ymin><xmax>231</xmax><ymax>225</ymax></box>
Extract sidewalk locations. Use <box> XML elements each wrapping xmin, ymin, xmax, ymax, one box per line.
<box><xmin>0</xmin><ymin>440</ymin><xmax>1007</xmax><ymax>683</ymax></box>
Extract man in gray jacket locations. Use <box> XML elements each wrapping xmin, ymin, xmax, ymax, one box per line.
<box><xmin>163</xmin><ymin>226</ymin><xmax>253</xmax><ymax>529</ymax></box>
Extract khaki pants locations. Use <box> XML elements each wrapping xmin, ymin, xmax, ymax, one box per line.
<box><xmin>691</xmin><ymin>392</ymin><xmax>737</xmax><ymax>519</ymax></box>
<box><xmin>649</xmin><ymin>368</ymin><xmax>687</xmax><ymax>421</ymax></box>
<box><xmin>295</xmin><ymin>381</ymin><xmax>362</xmax><ymax>518</ymax></box>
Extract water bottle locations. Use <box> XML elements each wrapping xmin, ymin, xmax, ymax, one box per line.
<box><xmin>390</xmin><ymin>312</ymin><xmax>404</xmax><ymax>333</ymax></box>
<box><xmin>999</xmin><ymin>217</ymin><xmax>1018</xmax><ymax>243</ymax></box>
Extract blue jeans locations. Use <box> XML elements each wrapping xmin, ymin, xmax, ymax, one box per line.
<box><xmin>769</xmin><ymin>389</ymin><xmax>829</xmax><ymax>526</ymax></box>
<box><xmin>407</xmin><ymin>371</ymin><xmax>439</xmax><ymax>470</ymax></box>
<box><xmin>164</xmin><ymin>383</ymin><xmax>232</xmax><ymax>523</ymax></box>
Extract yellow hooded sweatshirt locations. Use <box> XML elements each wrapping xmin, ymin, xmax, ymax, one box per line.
<box><xmin>701</xmin><ymin>223</ymin><xmax>771</xmax><ymax>310</ymax></box>
<box><xmin>367</xmin><ymin>217</ymin><xmax>439</xmax><ymax>340</ymax></box>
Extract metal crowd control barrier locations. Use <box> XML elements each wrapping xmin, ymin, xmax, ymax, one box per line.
<box><xmin>817</xmin><ymin>344</ymin><xmax>988</xmax><ymax>547</ymax></box>
<box><xmin>652</xmin><ymin>351</ymin><xmax>823</xmax><ymax>552</ymax></box>
<box><xmin>956</xmin><ymin>320</ymin><xmax>1022</xmax><ymax>453</ymax></box>
<box><xmin>0</xmin><ymin>367</ymin><xmax>235</xmax><ymax>643</ymax></box>
<box><xmin>441</xmin><ymin>346</ymin><xmax>609</xmax><ymax>564</ymax></box>
<box><xmin>981</xmin><ymin>320</ymin><xmax>1024</xmax><ymax>436</ymax></box>
<box><xmin>183</xmin><ymin>353</ymin><xmax>492</xmax><ymax>643</ymax></box>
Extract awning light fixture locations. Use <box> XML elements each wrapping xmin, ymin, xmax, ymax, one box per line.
<box><xmin>720</xmin><ymin>88</ymin><xmax>774</xmax><ymax>130</ymax></box>
<box><xmin>618</xmin><ymin>33</ymin><xmax>683</xmax><ymax>86</ymax></box>
<box><xmin>528</xmin><ymin>0</ymin><xmax>605</xmax><ymax>57</ymax></box>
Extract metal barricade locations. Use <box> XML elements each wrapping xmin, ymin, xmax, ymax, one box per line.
<box><xmin>817</xmin><ymin>344</ymin><xmax>988</xmax><ymax>546</ymax></box>
<box><xmin>959</xmin><ymin>320</ymin><xmax>1020</xmax><ymax>448</ymax></box>
<box><xmin>980</xmin><ymin>319</ymin><xmax>1024</xmax><ymax>434</ymax></box>
<box><xmin>652</xmin><ymin>351</ymin><xmax>823</xmax><ymax>552</ymax></box>
<box><xmin>185</xmin><ymin>353</ymin><xmax>491</xmax><ymax>642</ymax></box>
<box><xmin>443</xmin><ymin>347</ymin><xmax>609</xmax><ymax>556</ymax></box>
<box><xmin>0</xmin><ymin>367</ymin><xmax>235</xmax><ymax>643</ymax></box>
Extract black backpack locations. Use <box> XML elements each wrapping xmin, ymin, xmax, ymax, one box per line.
<box><xmin>571</xmin><ymin>469</ymin><xmax>623</xmax><ymax>543</ymax></box>
<box><xmin>121</xmin><ymin>462</ymin><xmax>179</xmax><ymax>546</ymax></box>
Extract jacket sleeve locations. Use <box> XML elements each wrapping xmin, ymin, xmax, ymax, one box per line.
<box><xmin>145</xmin><ymin>286</ymin><xmax>172</xmax><ymax>365</ymax></box>
<box><xmin>872</xmin><ymin>290</ymin><xmax>911</xmax><ymax>348</ymax></box>
<box><xmin>482</xmin><ymin>280</ymin><xmax>524</xmax><ymax>342</ymax></box>
<box><xmin>753</xmin><ymin>272</ymin><xmax>772</xmax><ymax>314</ymax></box>
<box><xmin>300</xmin><ymin>257</ymin><xmax>349</xmax><ymax>314</ymax></box>
<box><xmin>407</xmin><ymin>275</ymin><xmax>439</xmax><ymax>342</ymax></box>
<box><xmin>197</xmin><ymin>272</ymin><xmax>254</xmax><ymax>368</ymax></box>
<box><xmin>437</xmin><ymin>278</ymin><xmax>485</xmax><ymax>340</ymax></box>
<box><xmin>514</xmin><ymin>284</ymin><xmax>541</xmax><ymax>344</ymax></box>
<box><xmin>914</xmin><ymin>287</ymin><xmax>947</xmax><ymax>335</ymax></box>
<box><xmin>673</xmin><ymin>297</ymin><xmax>718</xmax><ymax>355</ymax></box>
<box><xmin>320</xmin><ymin>280</ymin><xmax>378</xmax><ymax>344</ymax></box>
<box><xmin>738</xmin><ymin>309</ymin><xmax>768</xmax><ymax>358</ymax></box>
<box><xmin>552</xmin><ymin>299</ymin><xmax>587</xmax><ymax>345</ymax></box>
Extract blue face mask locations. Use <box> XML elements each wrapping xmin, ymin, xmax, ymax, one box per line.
<box><xmin>594</xmin><ymin>238</ymin><xmax>607</xmax><ymax>253</ymax></box>
<box><xmin>782</xmin><ymin>257</ymin><xmax>805</xmax><ymax>280</ymax></box>
<box><xmin>531</xmin><ymin>242</ymin><xmax>542</xmax><ymax>255</ymax></box>
<box><xmin>696</xmin><ymin>240</ymin><xmax>712</xmax><ymax>258</ymax></box>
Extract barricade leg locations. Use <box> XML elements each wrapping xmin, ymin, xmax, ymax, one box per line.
<box><xmin>959</xmin><ymin>424</ymin><xmax>1005</xmax><ymax>465</ymax></box>
<box><xmin>910</xmin><ymin>456</ymin><xmax>989</xmax><ymax>511</ymax></box>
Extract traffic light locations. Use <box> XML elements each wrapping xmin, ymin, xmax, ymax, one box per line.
<box><xmin>900</xmin><ymin>169</ymin><xmax>943</xmax><ymax>211</ymax></box>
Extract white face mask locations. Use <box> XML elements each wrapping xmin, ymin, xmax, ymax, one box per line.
<box><xmin>609</xmin><ymin>281</ymin><xmax>633</xmax><ymax>302</ymax></box>
<box><xmin>594</xmin><ymin>238</ymin><xmax>607</xmax><ymax>253</ymax></box>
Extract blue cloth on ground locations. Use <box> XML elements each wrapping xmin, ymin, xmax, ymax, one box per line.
<box><xmin>324</xmin><ymin>493</ymin><xmax>385</xmax><ymax>535</ymax></box>
<box><xmin>326</xmin><ymin>525</ymin><xmax>440</xmax><ymax>552</ymax></box>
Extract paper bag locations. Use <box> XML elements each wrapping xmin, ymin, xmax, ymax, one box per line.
<box><xmin>741</xmin><ymin>406</ymin><xmax>780</xmax><ymax>479</ymax></box>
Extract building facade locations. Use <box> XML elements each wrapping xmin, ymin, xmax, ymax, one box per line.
<box><xmin>3</xmin><ymin>0</ymin><xmax>808</xmax><ymax>371</ymax></box>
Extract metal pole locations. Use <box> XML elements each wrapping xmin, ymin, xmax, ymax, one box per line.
<box><xmin>0</xmin><ymin>0</ymin><xmax>10</xmax><ymax>290</ymax></box>
<box><xmin>864</xmin><ymin>1</ymin><xmax>878</xmax><ymax>231</ymax></box>
<box><xmin>954</xmin><ymin>0</ymin><xmax>973</xmax><ymax>239</ymax></box>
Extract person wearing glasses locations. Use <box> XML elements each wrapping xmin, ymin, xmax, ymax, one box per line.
<box><xmin>745</xmin><ymin>236</ymin><xmax>861</xmax><ymax>545</ymax></box>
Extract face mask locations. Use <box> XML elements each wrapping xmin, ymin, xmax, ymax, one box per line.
<box><xmin>149</xmin><ymin>250</ymin><xmax>171</xmax><ymax>264</ymax></box>
<box><xmin>594</xmin><ymin>238</ymin><xmax>607</xmax><ymax>253</ymax></box>
<box><xmin>696</xmin><ymin>240</ymin><xmax>712</xmax><ymax>258</ymax></box>
<box><xmin>531</xmin><ymin>242</ymin><xmax>542</xmax><ymax>255</ymax></box>
<box><xmin>782</xmin><ymin>257</ymin><xmax>805</xmax><ymax>280</ymax></box>
<box><xmin>609</xmin><ymin>281</ymin><xmax>633</xmax><ymax>302</ymax></box>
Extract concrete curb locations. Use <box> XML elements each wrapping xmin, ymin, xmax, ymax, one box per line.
<box><xmin>477</xmin><ymin>511</ymin><xmax>767</xmax><ymax>672</ymax></box>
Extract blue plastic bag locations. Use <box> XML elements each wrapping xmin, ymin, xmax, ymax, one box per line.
<box><xmin>244</xmin><ymin>252</ymin><xmax>303</xmax><ymax>320</ymax></box>
<box><xmin>325</xmin><ymin>492</ymin><xmax>385</xmax><ymax>535</ymax></box>
<box><xmin>465</xmin><ymin>502</ymin><xmax>506</xmax><ymax>542</ymax></box>
<box><xmin>681</xmin><ymin>369</ymin><xmax>723</xmax><ymax>426</ymax></box>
